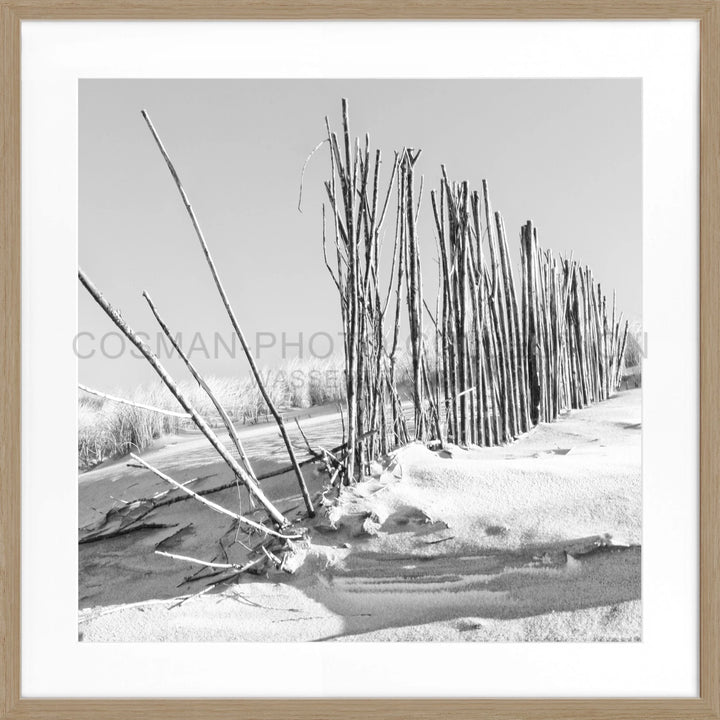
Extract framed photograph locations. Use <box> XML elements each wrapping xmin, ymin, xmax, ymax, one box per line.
<box><xmin>1</xmin><ymin>2</ymin><xmax>718</xmax><ymax>718</ymax></box>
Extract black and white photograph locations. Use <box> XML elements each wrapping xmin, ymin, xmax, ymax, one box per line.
<box><xmin>77</xmin><ymin>79</ymin><xmax>642</xmax><ymax>643</ymax></box>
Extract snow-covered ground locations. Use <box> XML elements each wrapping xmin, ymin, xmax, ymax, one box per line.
<box><xmin>79</xmin><ymin>389</ymin><xmax>641</xmax><ymax>642</ymax></box>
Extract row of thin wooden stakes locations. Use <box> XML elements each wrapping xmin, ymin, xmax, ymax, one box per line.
<box><xmin>323</xmin><ymin>99</ymin><xmax>629</xmax><ymax>482</ymax></box>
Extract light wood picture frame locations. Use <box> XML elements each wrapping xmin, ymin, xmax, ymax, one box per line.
<box><xmin>1</xmin><ymin>2</ymin><xmax>718</xmax><ymax>718</ymax></box>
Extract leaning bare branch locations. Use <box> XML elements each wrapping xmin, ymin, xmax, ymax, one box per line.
<box><xmin>130</xmin><ymin>453</ymin><xmax>303</xmax><ymax>541</ymax></box>
<box><xmin>140</xmin><ymin>109</ymin><xmax>314</xmax><ymax>519</ymax></box>
<box><xmin>78</xmin><ymin>384</ymin><xmax>191</xmax><ymax>419</ymax></box>
<box><xmin>142</xmin><ymin>291</ymin><xmax>257</xmax><ymax>485</ymax></box>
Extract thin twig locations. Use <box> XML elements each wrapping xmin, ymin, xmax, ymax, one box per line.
<box><xmin>78</xmin><ymin>384</ymin><xmax>190</xmax><ymax>419</ymax></box>
<box><xmin>298</xmin><ymin>139</ymin><xmax>327</xmax><ymax>212</ymax></box>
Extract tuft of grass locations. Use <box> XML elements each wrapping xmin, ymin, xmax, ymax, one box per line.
<box><xmin>281</xmin><ymin>355</ymin><xmax>346</xmax><ymax>407</ymax></box>
<box><xmin>78</xmin><ymin>356</ymin><xmax>349</xmax><ymax>470</ymax></box>
<box><xmin>78</xmin><ymin>391</ymin><xmax>181</xmax><ymax>471</ymax></box>
<box><xmin>623</xmin><ymin>322</ymin><xmax>644</xmax><ymax>369</ymax></box>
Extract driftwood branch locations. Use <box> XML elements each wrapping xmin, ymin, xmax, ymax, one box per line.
<box><xmin>155</xmin><ymin>550</ymin><xmax>264</xmax><ymax>572</ymax></box>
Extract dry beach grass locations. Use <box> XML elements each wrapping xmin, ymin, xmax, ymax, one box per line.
<box><xmin>78</xmin><ymin>356</ymin><xmax>348</xmax><ymax>469</ymax></box>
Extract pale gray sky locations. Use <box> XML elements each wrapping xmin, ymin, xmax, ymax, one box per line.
<box><xmin>79</xmin><ymin>79</ymin><xmax>641</xmax><ymax>391</ymax></box>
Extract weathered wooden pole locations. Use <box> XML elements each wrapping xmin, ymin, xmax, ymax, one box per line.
<box><xmin>495</xmin><ymin>210</ymin><xmax>524</xmax><ymax>434</ymax></box>
<box><xmin>523</xmin><ymin>222</ymin><xmax>541</xmax><ymax>425</ymax></box>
